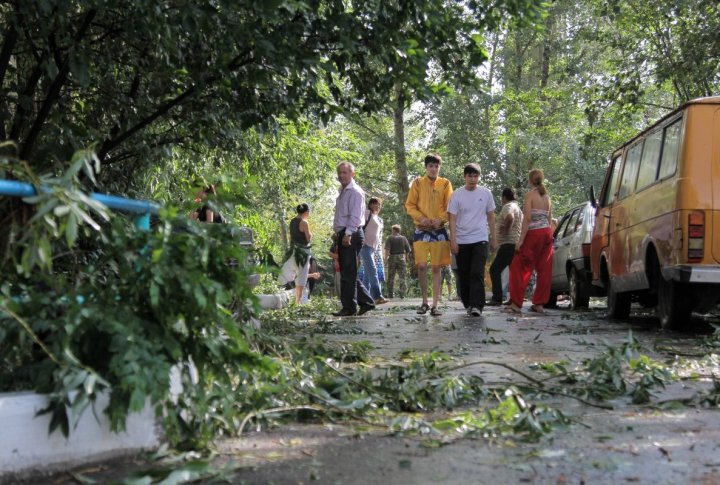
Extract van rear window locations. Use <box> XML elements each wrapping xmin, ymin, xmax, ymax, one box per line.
<box><xmin>658</xmin><ymin>119</ymin><xmax>682</xmax><ymax>179</ymax></box>
<box><xmin>619</xmin><ymin>142</ymin><xmax>643</xmax><ymax>199</ymax></box>
<box><xmin>636</xmin><ymin>130</ymin><xmax>662</xmax><ymax>190</ymax></box>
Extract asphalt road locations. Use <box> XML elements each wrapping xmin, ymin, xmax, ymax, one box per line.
<box><xmin>16</xmin><ymin>297</ymin><xmax>720</xmax><ymax>485</ymax></box>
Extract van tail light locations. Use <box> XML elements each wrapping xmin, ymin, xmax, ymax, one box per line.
<box><xmin>581</xmin><ymin>243</ymin><xmax>591</xmax><ymax>258</ymax></box>
<box><xmin>688</xmin><ymin>212</ymin><xmax>704</xmax><ymax>261</ymax></box>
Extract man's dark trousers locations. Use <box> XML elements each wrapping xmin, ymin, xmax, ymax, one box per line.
<box><xmin>489</xmin><ymin>243</ymin><xmax>516</xmax><ymax>302</ymax></box>
<box><xmin>337</xmin><ymin>229</ymin><xmax>374</xmax><ymax>313</ymax></box>
<box><xmin>456</xmin><ymin>241</ymin><xmax>488</xmax><ymax>310</ymax></box>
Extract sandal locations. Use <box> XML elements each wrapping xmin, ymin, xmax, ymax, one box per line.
<box><xmin>503</xmin><ymin>304</ymin><xmax>522</xmax><ymax>314</ymax></box>
<box><xmin>430</xmin><ymin>306</ymin><xmax>442</xmax><ymax>317</ymax></box>
<box><xmin>417</xmin><ymin>303</ymin><xmax>430</xmax><ymax>315</ymax></box>
<box><xmin>529</xmin><ymin>305</ymin><xmax>547</xmax><ymax>315</ymax></box>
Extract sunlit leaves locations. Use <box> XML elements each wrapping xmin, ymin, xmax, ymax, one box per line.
<box><xmin>2</xmin><ymin>0</ymin><xmax>547</xmax><ymax>184</ymax></box>
<box><xmin>9</xmin><ymin>150</ymin><xmax>109</xmax><ymax>275</ymax></box>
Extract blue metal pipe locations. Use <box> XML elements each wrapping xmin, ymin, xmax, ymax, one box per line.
<box><xmin>0</xmin><ymin>179</ymin><xmax>36</xmax><ymax>198</ymax></box>
<box><xmin>0</xmin><ymin>179</ymin><xmax>160</xmax><ymax>215</ymax></box>
<box><xmin>91</xmin><ymin>193</ymin><xmax>160</xmax><ymax>215</ymax></box>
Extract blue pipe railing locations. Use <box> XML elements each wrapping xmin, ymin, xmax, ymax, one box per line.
<box><xmin>0</xmin><ymin>179</ymin><xmax>159</xmax><ymax>229</ymax></box>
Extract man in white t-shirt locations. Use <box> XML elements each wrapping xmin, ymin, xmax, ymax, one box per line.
<box><xmin>448</xmin><ymin>163</ymin><xmax>497</xmax><ymax>316</ymax></box>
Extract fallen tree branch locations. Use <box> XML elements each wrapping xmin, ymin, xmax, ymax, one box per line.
<box><xmin>428</xmin><ymin>360</ymin><xmax>545</xmax><ymax>387</ymax></box>
<box><xmin>238</xmin><ymin>405</ymin><xmax>324</xmax><ymax>436</ymax></box>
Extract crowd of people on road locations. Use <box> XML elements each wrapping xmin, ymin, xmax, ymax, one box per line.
<box><xmin>270</xmin><ymin>153</ymin><xmax>553</xmax><ymax>317</ymax></box>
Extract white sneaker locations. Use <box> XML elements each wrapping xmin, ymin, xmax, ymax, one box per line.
<box><xmin>470</xmin><ymin>307</ymin><xmax>482</xmax><ymax>316</ymax></box>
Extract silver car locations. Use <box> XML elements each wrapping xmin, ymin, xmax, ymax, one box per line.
<box><xmin>549</xmin><ymin>202</ymin><xmax>596</xmax><ymax>309</ymax></box>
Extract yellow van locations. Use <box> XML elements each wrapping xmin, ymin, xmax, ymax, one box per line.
<box><xmin>590</xmin><ymin>96</ymin><xmax>720</xmax><ymax>329</ymax></box>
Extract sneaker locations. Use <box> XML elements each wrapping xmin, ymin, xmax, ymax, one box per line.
<box><xmin>375</xmin><ymin>297</ymin><xmax>388</xmax><ymax>304</ymax></box>
<box><xmin>470</xmin><ymin>307</ymin><xmax>482</xmax><ymax>316</ymax></box>
<box><xmin>357</xmin><ymin>304</ymin><xmax>375</xmax><ymax>316</ymax></box>
<box><xmin>487</xmin><ymin>299</ymin><xmax>502</xmax><ymax>307</ymax></box>
<box><xmin>332</xmin><ymin>309</ymin><xmax>357</xmax><ymax>317</ymax></box>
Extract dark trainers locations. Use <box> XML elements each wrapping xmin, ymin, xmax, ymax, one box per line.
<box><xmin>469</xmin><ymin>307</ymin><xmax>482</xmax><ymax>316</ymax></box>
<box><xmin>332</xmin><ymin>309</ymin><xmax>357</xmax><ymax>317</ymax></box>
<box><xmin>417</xmin><ymin>303</ymin><xmax>430</xmax><ymax>315</ymax></box>
<box><xmin>357</xmin><ymin>304</ymin><xmax>375</xmax><ymax>316</ymax></box>
<box><xmin>487</xmin><ymin>299</ymin><xmax>502</xmax><ymax>307</ymax></box>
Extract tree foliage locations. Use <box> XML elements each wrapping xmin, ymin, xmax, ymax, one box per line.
<box><xmin>424</xmin><ymin>0</ymin><xmax>718</xmax><ymax>216</ymax></box>
<box><xmin>0</xmin><ymin>151</ymin><xmax>270</xmax><ymax>444</ymax></box>
<box><xmin>0</xmin><ymin>0</ymin><xmax>546</xmax><ymax>182</ymax></box>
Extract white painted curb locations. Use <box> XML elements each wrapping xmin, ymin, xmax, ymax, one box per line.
<box><xmin>0</xmin><ymin>391</ymin><xmax>159</xmax><ymax>477</ymax></box>
<box><xmin>257</xmin><ymin>289</ymin><xmax>294</xmax><ymax>310</ymax></box>
<box><xmin>0</xmin><ymin>291</ymin><xmax>290</xmax><ymax>478</ymax></box>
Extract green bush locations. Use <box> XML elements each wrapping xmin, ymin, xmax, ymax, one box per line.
<box><xmin>0</xmin><ymin>151</ymin><xmax>273</xmax><ymax>447</ymax></box>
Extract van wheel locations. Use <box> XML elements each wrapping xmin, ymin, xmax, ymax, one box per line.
<box><xmin>607</xmin><ymin>278</ymin><xmax>631</xmax><ymax>319</ymax></box>
<box><xmin>569</xmin><ymin>267</ymin><xmax>590</xmax><ymax>309</ymax></box>
<box><xmin>656</xmin><ymin>276</ymin><xmax>691</xmax><ymax>330</ymax></box>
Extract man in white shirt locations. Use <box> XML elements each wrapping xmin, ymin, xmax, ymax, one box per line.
<box><xmin>332</xmin><ymin>162</ymin><xmax>375</xmax><ymax>317</ymax></box>
<box><xmin>448</xmin><ymin>163</ymin><xmax>497</xmax><ymax>316</ymax></box>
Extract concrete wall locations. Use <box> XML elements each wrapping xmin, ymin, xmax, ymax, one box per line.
<box><xmin>0</xmin><ymin>391</ymin><xmax>159</xmax><ymax>477</ymax></box>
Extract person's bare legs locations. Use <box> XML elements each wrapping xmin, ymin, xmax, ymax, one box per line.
<box><xmin>431</xmin><ymin>265</ymin><xmax>442</xmax><ymax>308</ymax></box>
<box><xmin>294</xmin><ymin>285</ymin><xmax>304</xmax><ymax>305</ymax></box>
<box><xmin>417</xmin><ymin>263</ymin><xmax>429</xmax><ymax>306</ymax></box>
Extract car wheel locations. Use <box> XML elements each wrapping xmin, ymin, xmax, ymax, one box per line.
<box><xmin>569</xmin><ymin>267</ymin><xmax>590</xmax><ymax>309</ymax></box>
<box><xmin>656</xmin><ymin>275</ymin><xmax>691</xmax><ymax>330</ymax></box>
<box><xmin>607</xmin><ymin>277</ymin><xmax>630</xmax><ymax>319</ymax></box>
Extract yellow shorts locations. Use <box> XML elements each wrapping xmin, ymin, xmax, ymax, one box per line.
<box><xmin>413</xmin><ymin>241</ymin><xmax>451</xmax><ymax>266</ymax></box>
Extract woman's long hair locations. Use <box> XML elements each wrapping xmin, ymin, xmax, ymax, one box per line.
<box><xmin>529</xmin><ymin>169</ymin><xmax>547</xmax><ymax>196</ymax></box>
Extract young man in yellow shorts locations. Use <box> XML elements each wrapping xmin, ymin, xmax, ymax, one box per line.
<box><xmin>404</xmin><ymin>153</ymin><xmax>453</xmax><ymax>316</ymax></box>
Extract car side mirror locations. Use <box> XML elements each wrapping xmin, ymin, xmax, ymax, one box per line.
<box><xmin>589</xmin><ymin>185</ymin><xmax>597</xmax><ymax>208</ymax></box>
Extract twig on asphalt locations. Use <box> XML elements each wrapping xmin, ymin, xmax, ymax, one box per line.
<box><xmin>238</xmin><ymin>405</ymin><xmax>324</xmax><ymax>436</ymax></box>
<box><xmin>428</xmin><ymin>360</ymin><xmax>545</xmax><ymax>387</ymax></box>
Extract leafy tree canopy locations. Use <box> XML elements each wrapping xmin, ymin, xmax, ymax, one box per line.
<box><xmin>0</xmin><ymin>0</ymin><xmax>546</xmax><ymax>185</ymax></box>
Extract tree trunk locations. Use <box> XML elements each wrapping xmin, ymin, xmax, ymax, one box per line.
<box><xmin>276</xmin><ymin>198</ymin><xmax>289</xmax><ymax>253</ymax></box>
<box><xmin>392</xmin><ymin>83</ymin><xmax>409</xmax><ymax>202</ymax></box>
